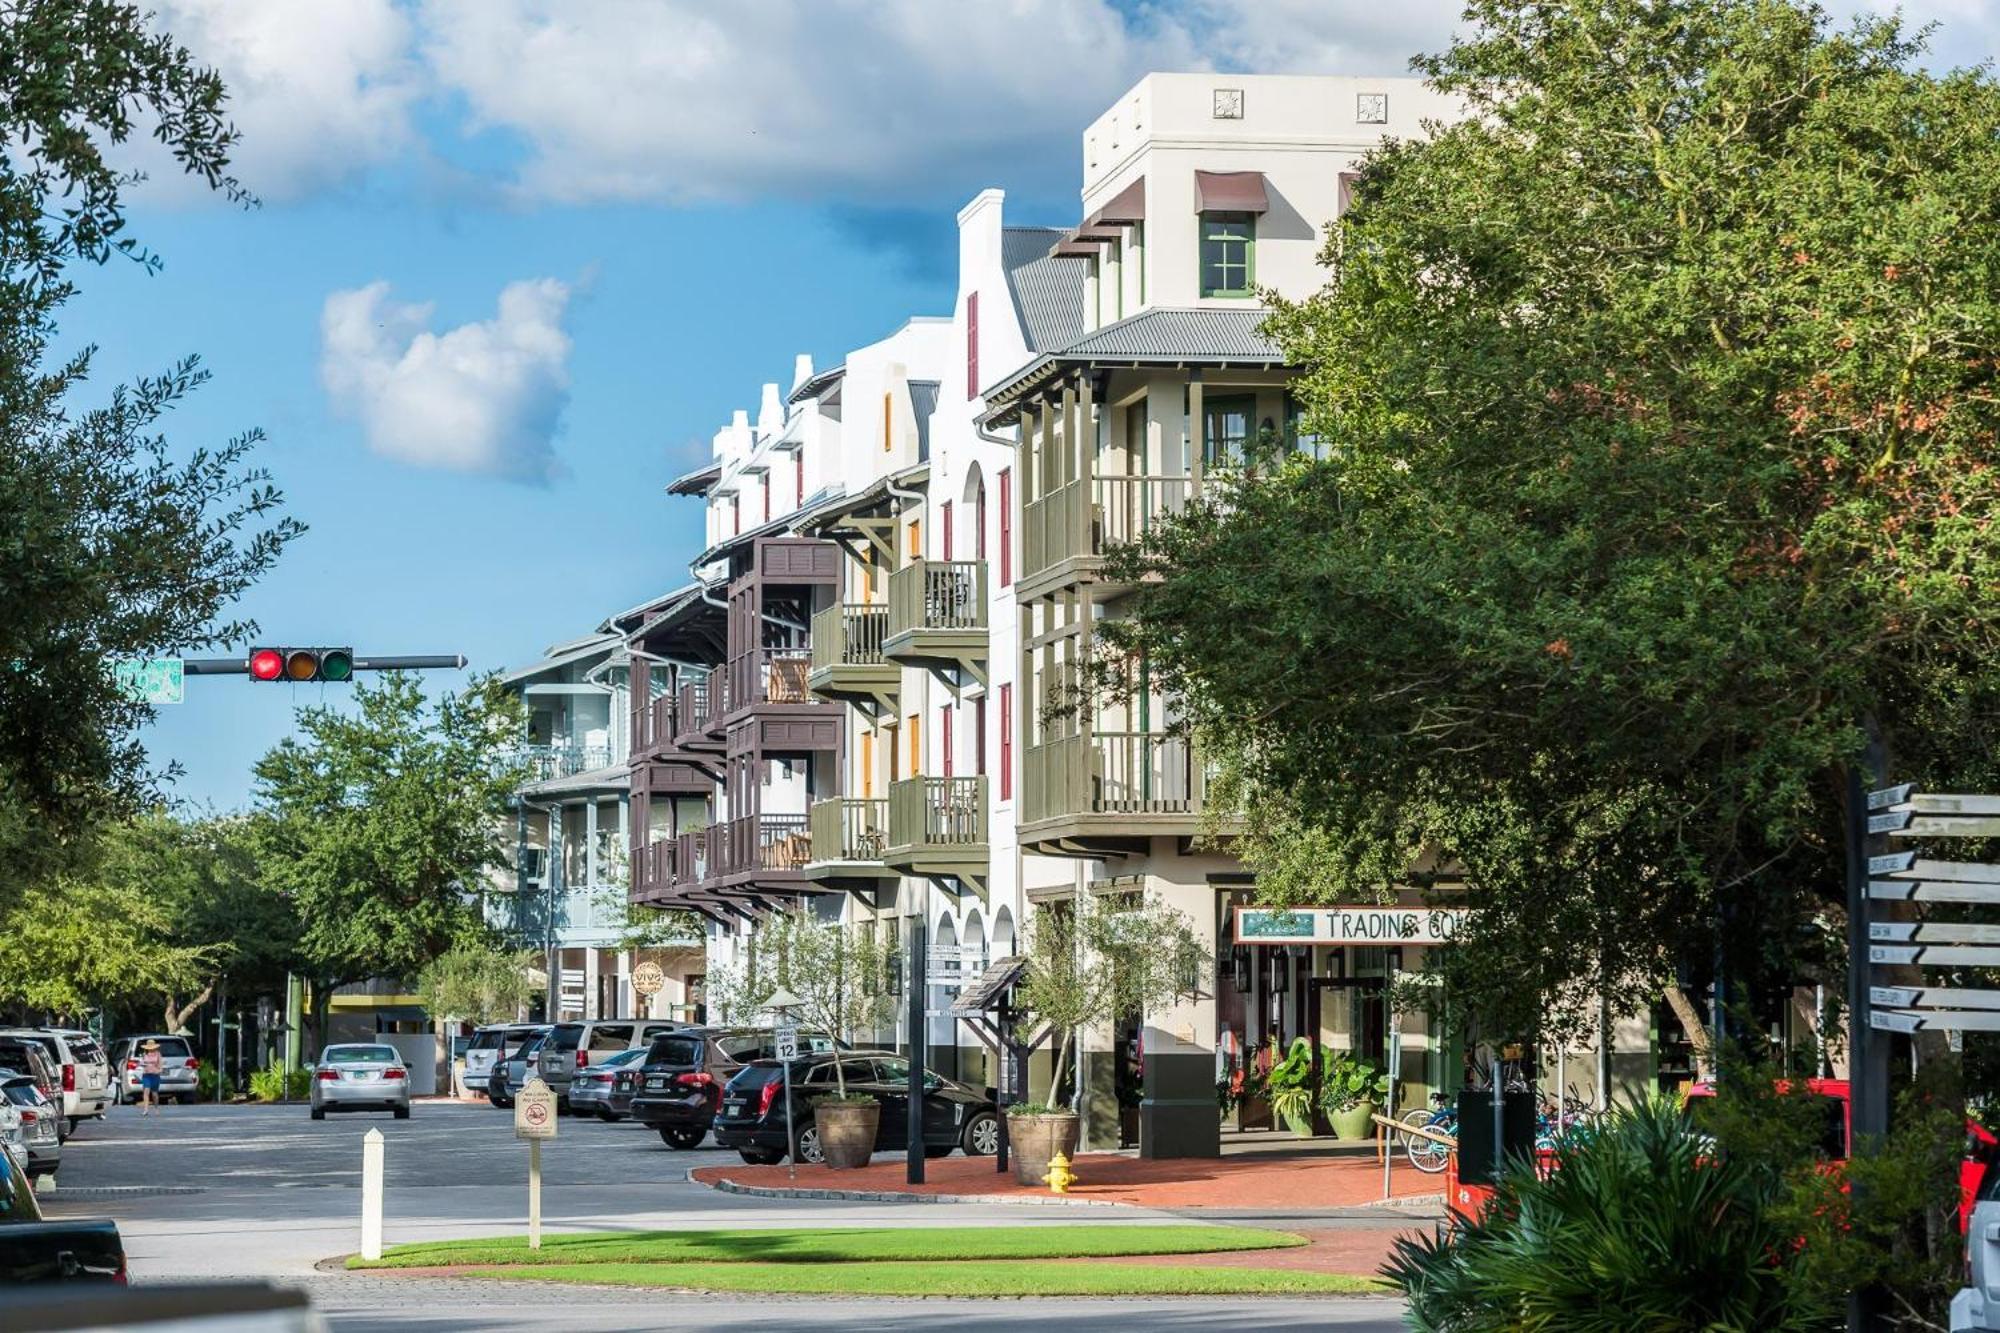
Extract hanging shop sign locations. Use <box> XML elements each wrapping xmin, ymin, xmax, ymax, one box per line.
<box><xmin>1234</xmin><ymin>905</ymin><xmax>1467</xmax><ymax>947</ymax></box>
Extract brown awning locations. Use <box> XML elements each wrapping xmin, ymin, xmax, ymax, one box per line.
<box><xmin>1085</xmin><ymin>176</ymin><xmax>1146</xmax><ymax>227</ymax></box>
<box><xmin>1194</xmin><ymin>170</ymin><xmax>1269</xmax><ymax>215</ymax></box>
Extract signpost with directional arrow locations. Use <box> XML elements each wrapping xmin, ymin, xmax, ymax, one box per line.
<box><xmin>1856</xmin><ymin>788</ymin><xmax>2000</xmax><ymax>1041</ymax></box>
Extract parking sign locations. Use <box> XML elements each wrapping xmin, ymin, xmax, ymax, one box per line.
<box><xmin>775</xmin><ymin>1025</ymin><xmax>798</xmax><ymax>1061</ymax></box>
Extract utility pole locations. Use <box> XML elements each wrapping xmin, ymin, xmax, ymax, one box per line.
<box><xmin>906</xmin><ymin>916</ymin><xmax>926</xmax><ymax>1185</ymax></box>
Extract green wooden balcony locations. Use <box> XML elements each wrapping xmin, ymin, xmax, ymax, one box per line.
<box><xmin>885</xmin><ymin>775</ymin><xmax>988</xmax><ymax>880</ymax></box>
<box><xmin>807</xmin><ymin>602</ymin><xmax>899</xmax><ymax>713</ymax></box>
<box><xmin>805</xmin><ymin>798</ymin><xmax>897</xmax><ymax>893</ymax></box>
<box><xmin>1018</xmin><ymin>730</ymin><xmax>1206</xmax><ymax>850</ymax></box>
<box><xmin>884</xmin><ymin>560</ymin><xmax>987</xmax><ymax>684</ymax></box>
<box><xmin>1020</xmin><ymin>474</ymin><xmax>1193</xmax><ymax>589</ymax></box>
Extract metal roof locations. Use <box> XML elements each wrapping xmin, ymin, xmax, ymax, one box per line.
<box><xmin>667</xmin><ymin>460</ymin><xmax>721</xmax><ymax>496</ymax></box>
<box><xmin>981</xmin><ymin>306</ymin><xmax>1284</xmax><ymax>420</ymax></box>
<box><xmin>499</xmin><ymin>634</ymin><xmax>622</xmax><ymax>686</ymax></box>
<box><xmin>1001</xmin><ymin>227</ymin><xmax>1088</xmax><ymax>354</ymax></box>
<box><xmin>910</xmin><ymin>380</ymin><xmax>939</xmax><ymax>459</ymax></box>
<box><xmin>788</xmin><ymin>363</ymin><xmax>846</xmax><ymax>405</ymax></box>
<box><xmin>601</xmin><ymin>584</ymin><xmax>701</xmax><ymax>634</ymax></box>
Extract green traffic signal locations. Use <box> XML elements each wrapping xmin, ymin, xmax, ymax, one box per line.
<box><xmin>319</xmin><ymin>649</ymin><xmax>353</xmax><ymax>681</ymax></box>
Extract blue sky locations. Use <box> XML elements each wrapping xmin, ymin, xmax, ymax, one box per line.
<box><xmin>102</xmin><ymin>0</ymin><xmax>1999</xmax><ymax>810</ymax></box>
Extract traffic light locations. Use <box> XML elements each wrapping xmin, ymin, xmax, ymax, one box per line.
<box><xmin>246</xmin><ymin>647</ymin><xmax>353</xmax><ymax>683</ymax></box>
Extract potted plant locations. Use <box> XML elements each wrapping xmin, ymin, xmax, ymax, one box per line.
<box><xmin>1264</xmin><ymin>1037</ymin><xmax>1317</xmax><ymax>1137</ymax></box>
<box><xmin>705</xmin><ymin>908</ymin><xmax>896</xmax><ymax>1170</ymax></box>
<box><xmin>1321</xmin><ymin>1051</ymin><xmax>1390</xmax><ymax>1140</ymax></box>
<box><xmin>1011</xmin><ymin>893</ymin><xmax>1208</xmax><ymax>1183</ymax></box>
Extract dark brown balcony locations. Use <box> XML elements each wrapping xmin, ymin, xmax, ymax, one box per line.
<box><xmin>885</xmin><ymin>560</ymin><xmax>987</xmax><ymax>684</ymax></box>
<box><xmin>885</xmin><ymin>775</ymin><xmax>988</xmax><ymax>883</ymax></box>
<box><xmin>672</xmin><ymin>675</ymin><xmax>725</xmax><ymax>751</ymax></box>
<box><xmin>807</xmin><ymin>603</ymin><xmax>899</xmax><ymax>715</ymax></box>
<box><xmin>629</xmin><ymin>693</ymin><xmax>678</xmax><ymax>762</ymax></box>
<box><xmin>628</xmin><ymin>839</ymin><xmax>678</xmax><ymax>906</ymax></box>
<box><xmin>708</xmin><ymin>812</ymin><xmax>817</xmax><ymax>893</ymax></box>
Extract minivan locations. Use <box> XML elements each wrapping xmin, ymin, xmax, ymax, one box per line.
<box><xmin>536</xmin><ymin>1020</ymin><xmax>682</xmax><ymax>1108</ymax></box>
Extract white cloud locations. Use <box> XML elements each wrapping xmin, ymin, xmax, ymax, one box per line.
<box><xmin>147</xmin><ymin>0</ymin><xmax>423</xmax><ymax>202</ymax></box>
<box><xmin>320</xmin><ymin>278</ymin><xmax>574</xmax><ymax>485</ymax></box>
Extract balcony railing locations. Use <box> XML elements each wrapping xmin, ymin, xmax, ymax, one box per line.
<box><xmin>1021</xmin><ymin>474</ymin><xmax>1194</xmax><ymax>582</ymax></box>
<box><xmin>713</xmin><ymin>813</ymin><xmax>812</xmax><ymax>878</ymax></box>
<box><xmin>628</xmin><ymin>840</ymin><xmax>678</xmax><ymax>898</ymax></box>
<box><xmin>810</xmin><ymin>604</ymin><xmax>890</xmax><ymax>671</ymax></box>
<box><xmin>809</xmin><ymin>797</ymin><xmax>889</xmax><ymax>863</ymax></box>
<box><xmin>1021</xmin><ymin>731</ymin><xmax>1198</xmax><ymax>826</ymax></box>
<box><xmin>729</xmin><ymin>647</ymin><xmax>815</xmax><ymax>710</ymax></box>
<box><xmin>675</xmin><ymin>675</ymin><xmax>727</xmax><ymax>744</ymax></box>
<box><xmin>676</xmin><ymin>826</ymin><xmax>712</xmax><ymax>888</ymax></box>
<box><xmin>888</xmin><ymin>560</ymin><xmax>986</xmax><ymax>637</ymax></box>
<box><xmin>630</xmin><ymin>694</ymin><xmax>677</xmax><ymax>756</ymax></box>
<box><xmin>888</xmin><ymin>776</ymin><xmax>988</xmax><ymax>854</ymax></box>
<box><xmin>517</xmin><ymin>743</ymin><xmax>614</xmax><ymax>782</ymax></box>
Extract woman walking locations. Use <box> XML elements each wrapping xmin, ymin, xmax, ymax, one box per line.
<box><xmin>138</xmin><ymin>1039</ymin><xmax>164</xmax><ymax>1116</ymax></box>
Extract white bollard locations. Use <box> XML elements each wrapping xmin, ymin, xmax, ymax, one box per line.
<box><xmin>360</xmin><ymin>1128</ymin><xmax>384</xmax><ymax>1261</ymax></box>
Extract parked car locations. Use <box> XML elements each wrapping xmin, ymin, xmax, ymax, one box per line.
<box><xmin>0</xmin><ymin>1031</ymin><xmax>109</xmax><ymax>1133</ymax></box>
<box><xmin>0</xmin><ymin>1140</ymin><xmax>123</xmax><ymax>1284</ymax></box>
<box><xmin>487</xmin><ymin>1027</ymin><xmax>551</xmax><ymax>1108</ymax></box>
<box><xmin>535</xmin><ymin>1020</ymin><xmax>682</xmax><ymax>1108</ymax></box>
<box><xmin>713</xmin><ymin>1051</ymin><xmax>1000</xmax><ymax>1165</ymax></box>
<box><xmin>632</xmin><ymin>1026</ymin><xmax>837</xmax><ymax>1150</ymax></box>
<box><xmin>308</xmin><ymin>1045</ymin><xmax>411</xmax><ymax>1120</ymax></box>
<box><xmin>0</xmin><ymin>1042</ymin><xmax>60</xmax><ymax>1116</ymax></box>
<box><xmin>463</xmin><ymin>1023</ymin><xmax>540</xmax><ymax>1101</ymax></box>
<box><xmin>565</xmin><ymin>1048</ymin><xmax>645</xmax><ymax>1122</ymax></box>
<box><xmin>107</xmin><ymin>1035</ymin><xmax>200</xmax><ymax>1107</ymax></box>
<box><xmin>0</xmin><ymin>1075</ymin><xmax>62</xmax><ymax>1180</ymax></box>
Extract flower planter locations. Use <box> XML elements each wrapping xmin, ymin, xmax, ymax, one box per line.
<box><xmin>1008</xmin><ymin>1111</ymin><xmax>1080</xmax><ymax>1186</ymax></box>
<box><xmin>1329</xmin><ymin>1101</ymin><xmax>1377</xmax><ymax>1141</ymax></box>
<box><xmin>816</xmin><ymin>1099</ymin><xmax>880</xmax><ymax>1169</ymax></box>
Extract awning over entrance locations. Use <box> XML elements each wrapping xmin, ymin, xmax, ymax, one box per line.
<box><xmin>1194</xmin><ymin>169</ymin><xmax>1270</xmax><ymax>214</ymax></box>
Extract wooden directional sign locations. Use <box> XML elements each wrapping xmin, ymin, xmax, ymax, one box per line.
<box><xmin>1872</xmin><ymin>1008</ymin><xmax>2000</xmax><ymax>1033</ymax></box>
<box><xmin>1868</xmin><ymin>783</ymin><xmax>1915</xmax><ymax>811</ymax></box>
<box><xmin>1869</xmin><ymin>922</ymin><xmax>2000</xmax><ymax>944</ymax></box>
<box><xmin>1870</xmin><ymin>944</ymin><xmax>2000</xmax><ymax>967</ymax></box>
<box><xmin>1868</xmin><ymin>854</ymin><xmax>2000</xmax><ymax>903</ymax></box>
<box><xmin>1877</xmin><ymin>792</ymin><xmax>2000</xmax><ymax>839</ymax></box>
<box><xmin>1871</xmin><ymin>986</ymin><xmax>2000</xmax><ymax>1011</ymax></box>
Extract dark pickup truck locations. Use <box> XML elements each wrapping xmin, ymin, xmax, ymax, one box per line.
<box><xmin>0</xmin><ymin>1144</ymin><xmax>124</xmax><ymax>1284</ymax></box>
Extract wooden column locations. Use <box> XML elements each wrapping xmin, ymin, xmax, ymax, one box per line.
<box><xmin>1077</xmin><ymin>374</ymin><xmax>1095</xmax><ymax>557</ymax></box>
<box><xmin>1188</xmin><ymin>370</ymin><xmax>1205</xmax><ymax>499</ymax></box>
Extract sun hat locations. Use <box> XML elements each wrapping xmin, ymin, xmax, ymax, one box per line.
<box><xmin>141</xmin><ymin>1039</ymin><xmax>161</xmax><ymax>1051</ymax></box>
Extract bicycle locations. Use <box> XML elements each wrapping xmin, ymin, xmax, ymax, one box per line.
<box><xmin>1401</xmin><ymin>1090</ymin><xmax>1457</xmax><ymax>1174</ymax></box>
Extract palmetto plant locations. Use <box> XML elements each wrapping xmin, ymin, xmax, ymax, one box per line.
<box><xmin>1386</xmin><ymin>1097</ymin><xmax>1804</xmax><ymax>1332</ymax></box>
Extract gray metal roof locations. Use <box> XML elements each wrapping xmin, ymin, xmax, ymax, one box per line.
<box><xmin>910</xmin><ymin>380</ymin><xmax>939</xmax><ymax>460</ymax></box>
<box><xmin>666</xmin><ymin>460</ymin><xmax>721</xmax><ymax>496</ymax></box>
<box><xmin>1001</xmin><ymin>227</ymin><xmax>1088</xmax><ymax>354</ymax></box>
<box><xmin>981</xmin><ymin>306</ymin><xmax>1283</xmax><ymax>417</ymax></box>
<box><xmin>788</xmin><ymin>363</ymin><xmax>845</xmax><ymax>405</ymax></box>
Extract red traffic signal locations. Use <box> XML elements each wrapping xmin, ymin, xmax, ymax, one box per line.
<box><xmin>247</xmin><ymin>647</ymin><xmax>353</xmax><ymax>683</ymax></box>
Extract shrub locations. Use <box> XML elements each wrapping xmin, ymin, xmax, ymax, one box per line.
<box><xmin>1386</xmin><ymin>1096</ymin><xmax>1799</xmax><ymax>1331</ymax></box>
<box><xmin>247</xmin><ymin>1064</ymin><xmax>310</xmax><ymax>1102</ymax></box>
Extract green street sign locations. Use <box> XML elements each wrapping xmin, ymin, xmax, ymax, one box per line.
<box><xmin>114</xmin><ymin>656</ymin><xmax>185</xmax><ymax>705</ymax></box>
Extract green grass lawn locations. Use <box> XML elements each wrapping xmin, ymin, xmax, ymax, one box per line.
<box><xmin>352</xmin><ymin>1224</ymin><xmax>1305</xmax><ymax>1271</ymax></box>
<box><xmin>458</xmin><ymin>1259</ymin><xmax>1387</xmax><ymax>1297</ymax></box>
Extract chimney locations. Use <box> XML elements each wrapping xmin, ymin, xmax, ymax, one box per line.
<box><xmin>758</xmin><ymin>382</ymin><xmax>784</xmax><ymax>438</ymax></box>
<box><xmin>792</xmin><ymin>353</ymin><xmax>814</xmax><ymax>394</ymax></box>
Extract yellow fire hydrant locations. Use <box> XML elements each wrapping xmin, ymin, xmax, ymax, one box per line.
<box><xmin>1043</xmin><ymin>1152</ymin><xmax>1077</xmax><ymax>1195</ymax></box>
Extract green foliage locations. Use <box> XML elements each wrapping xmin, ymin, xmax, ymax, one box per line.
<box><xmin>1387</xmin><ymin>1097</ymin><xmax>1799</xmax><ymax>1330</ymax></box>
<box><xmin>0</xmin><ymin>874</ymin><xmax>211</xmax><ymax>1019</ymax></box>
<box><xmin>1104</xmin><ymin>0</ymin><xmax>2000</xmax><ymax>1034</ymax></box>
<box><xmin>1321</xmin><ymin>1052</ymin><xmax>1389</xmax><ymax>1112</ymax></box>
<box><xmin>1015</xmin><ymin>894</ymin><xmax>1208</xmax><ymax>1105</ymax></box>
<box><xmin>195</xmin><ymin>1063</ymin><xmax>235</xmax><ymax>1101</ymax></box>
<box><xmin>252</xmin><ymin>673</ymin><xmax>529</xmax><ymax>994</ymax></box>
<box><xmin>246</xmin><ymin>1064</ymin><xmax>309</xmax><ymax>1102</ymax></box>
<box><xmin>0</xmin><ymin>3</ymin><xmax>294</xmax><ymax>902</ymax></box>
<box><xmin>703</xmin><ymin>909</ymin><xmax>898</xmax><ymax>1098</ymax></box>
<box><xmin>417</xmin><ymin>944</ymin><xmax>538</xmax><ymax>1027</ymax></box>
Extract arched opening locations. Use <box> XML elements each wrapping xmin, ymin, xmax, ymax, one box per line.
<box><xmin>962</xmin><ymin>463</ymin><xmax>988</xmax><ymax>562</ymax></box>
<box><xmin>992</xmin><ymin>905</ymin><xmax>1016</xmax><ymax>959</ymax></box>
<box><xmin>930</xmin><ymin>912</ymin><xmax>962</xmax><ymax>1079</ymax></box>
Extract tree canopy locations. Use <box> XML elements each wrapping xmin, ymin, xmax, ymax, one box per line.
<box><xmin>1106</xmin><ymin>0</ymin><xmax>2000</xmax><ymax>1033</ymax></box>
<box><xmin>252</xmin><ymin>673</ymin><xmax>528</xmax><ymax>1000</ymax></box>
<box><xmin>0</xmin><ymin>1</ymin><xmax>297</xmax><ymax>898</ymax></box>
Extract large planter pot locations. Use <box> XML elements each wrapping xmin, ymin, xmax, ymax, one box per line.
<box><xmin>1008</xmin><ymin>1111</ymin><xmax>1081</xmax><ymax>1186</ymax></box>
<box><xmin>816</xmin><ymin>1099</ymin><xmax>880</xmax><ymax>1170</ymax></box>
<box><xmin>1329</xmin><ymin>1101</ymin><xmax>1377</xmax><ymax>1141</ymax></box>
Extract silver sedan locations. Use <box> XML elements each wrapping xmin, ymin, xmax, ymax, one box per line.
<box><xmin>309</xmin><ymin>1044</ymin><xmax>412</xmax><ymax>1120</ymax></box>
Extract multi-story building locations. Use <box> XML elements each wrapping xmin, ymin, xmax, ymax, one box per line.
<box><xmin>498</xmin><ymin>613</ymin><xmax>704</xmax><ymax>1024</ymax></box>
<box><xmin>623</xmin><ymin>71</ymin><xmax>1660</xmax><ymax>1156</ymax></box>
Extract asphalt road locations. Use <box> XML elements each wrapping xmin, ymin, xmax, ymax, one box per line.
<box><xmin>39</xmin><ymin>1100</ymin><xmax>1408</xmax><ymax>1332</ymax></box>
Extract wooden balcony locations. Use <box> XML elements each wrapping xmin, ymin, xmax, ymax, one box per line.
<box><xmin>805</xmin><ymin>797</ymin><xmax>897</xmax><ymax>899</ymax></box>
<box><xmin>629</xmin><ymin>693</ymin><xmax>677</xmax><ymax>763</ymax></box>
<box><xmin>708</xmin><ymin>812</ymin><xmax>818</xmax><ymax>893</ymax></box>
<box><xmin>1020</xmin><ymin>474</ymin><xmax>1193</xmax><ymax>594</ymax></box>
<box><xmin>807</xmin><ymin>603</ymin><xmax>899</xmax><ymax>715</ymax></box>
<box><xmin>885</xmin><ymin>775</ymin><xmax>988</xmax><ymax>883</ymax></box>
<box><xmin>628</xmin><ymin>840</ymin><xmax>679</xmax><ymax>906</ymax></box>
<box><xmin>884</xmin><ymin>560</ymin><xmax>987</xmax><ymax>684</ymax></box>
<box><xmin>672</xmin><ymin>675</ymin><xmax>725</xmax><ymax>752</ymax></box>
<box><xmin>1018</xmin><ymin>730</ymin><xmax>1207</xmax><ymax>852</ymax></box>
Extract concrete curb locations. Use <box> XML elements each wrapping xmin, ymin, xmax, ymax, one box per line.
<box><xmin>702</xmin><ymin>1177</ymin><xmax>1132</xmax><ymax>1208</ymax></box>
<box><xmin>41</xmin><ymin>1185</ymin><xmax>207</xmax><ymax>1197</ymax></box>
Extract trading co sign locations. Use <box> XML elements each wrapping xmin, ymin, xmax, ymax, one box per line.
<box><xmin>1234</xmin><ymin>906</ymin><xmax>1467</xmax><ymax>947</ymax></box>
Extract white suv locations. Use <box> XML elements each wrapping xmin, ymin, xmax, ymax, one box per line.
<box><xmin>0</xmin><ymin>1030</ymin><xmax>110</xmax><ymax>1131</ymax></box>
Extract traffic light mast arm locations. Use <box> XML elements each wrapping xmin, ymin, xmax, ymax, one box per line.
<box><xmin>184</xmin><ymin>654</ymin><xmax>469</xmax><ymax>675</ymax></box>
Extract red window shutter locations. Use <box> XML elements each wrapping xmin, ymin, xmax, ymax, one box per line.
<box><xmin>966</xmin><ymin>291</ymin><xmax>980</xmax><ymax>400</ymax></box>
<box><xmin>942</xmin><ymin>501</ymin><xmax>953</xmax><ymax>561</ymax></box>
<box><xmin>974</xmin><ymin>697</ymin><xmax>987</xmax><ymax>776</ymax></box>
<box><xmin>795</xmin><ymin>457</ymin><xmax>803</xmax><ymax>507</ymax></box>
<box><xmin>998</xmin><ymin>468</ymin><xmax>1012</xmax><ymax>586</ymax></box>
<box><xmin>998</xmin><ymin>685</ymin><xmax>1012</xmax><ymax>801</ymax></box>
<box><xmin>761</xmin><ymin>474</ymin><xmax>770</xmax><ymax>523</ymax></box>
<box><xmin>941</xmin><ymin>706</ymin><xmax>954</xmax><ymax>779</ymax></box>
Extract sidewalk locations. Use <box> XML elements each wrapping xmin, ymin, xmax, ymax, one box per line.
<box><xmin>693</xmin><ymin>1148</ymin><xmax>1443</xmax><ymax>1212</ymax></box>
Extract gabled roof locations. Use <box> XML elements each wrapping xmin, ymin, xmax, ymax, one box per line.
<box><xmin>667</xmin><ymin>460</ymin><xmax>722</xmax><ymax>496</ymax></box>
<box><xmin>604</xmin><ymin>584</ymin><xmax>702</xmax><ymax>636</ymax></box>
<box><xmin>500</xmin><ymin>633</ymin><xmax>622</xmax><ymax>686</ymax></box>
<box><xmin>1001</xmin><ymin>227</ymin><xmax>1088</xmax><ymax>354</ymax></box>
<box><xmin>980</xmin><ymin>307</ymin><xmax>1284</xmax><ymax>422</ymax></box>
<box><xmin>788</xmin><ymin>362</ymin><xmax>845</xmax><ymax>405</ymax></box>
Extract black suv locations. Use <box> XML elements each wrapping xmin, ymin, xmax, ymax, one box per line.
<box><xmin>631</xmin><ymin>1026</ymin><xmax>838</xmax><ymax>1149</ymax></box>
<box><xmin>712</xmin><ymin>1051</ymin><xmax>1000</xmax><ymax>1165</ymax></box>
